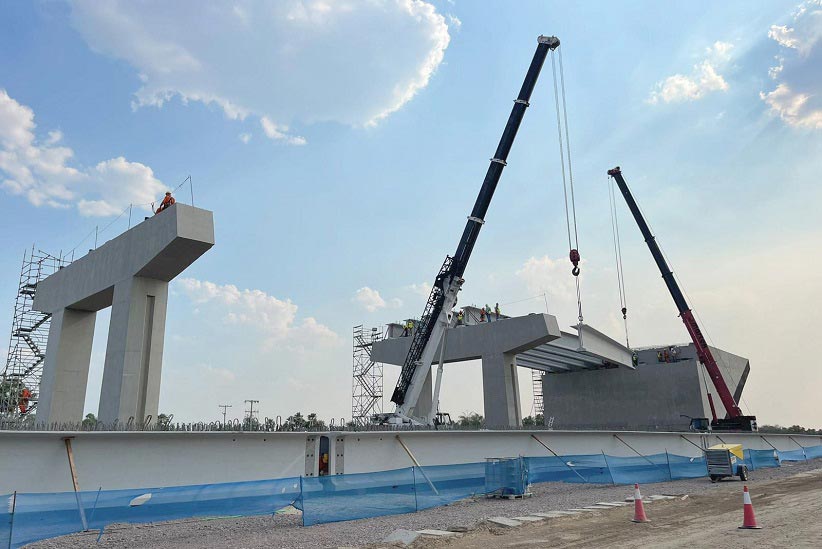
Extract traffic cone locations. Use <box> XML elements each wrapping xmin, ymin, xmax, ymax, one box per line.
<box><xmin>738</xmin><ymin>485</ymin><xmax>762</xmax><ymax>529</ymax></box>
<box><xmin>631</xmin><ymin>483</ymin><xmax>650</xmax><ymax>523</ymax></box>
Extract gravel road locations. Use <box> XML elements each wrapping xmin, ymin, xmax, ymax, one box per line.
<box><xmin>29</xmin><ymin>458</ymin><xmax>821</xmax><ymax>549</ymax></box>
<box><xmin>433</xmin><ymin>465</ymin><xmax>822</xmax><ymax>548</ymax></box>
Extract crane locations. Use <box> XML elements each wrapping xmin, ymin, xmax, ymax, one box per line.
<box><xmin>607</xmin><ymin>167</ymin><xmax>757</xmax><ymax>432</ymax></box>
<box><xmin>374</xmin><ymin>35</ymin><xmax>561</xmax><ymax>426</ymax></box>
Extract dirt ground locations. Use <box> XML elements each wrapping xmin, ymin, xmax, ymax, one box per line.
<box><xmin>427</xmin><ymin>468</ymin><xmax>822</xmax><ymax>549</ymax></box>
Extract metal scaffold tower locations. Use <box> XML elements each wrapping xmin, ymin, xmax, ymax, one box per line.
<box><xmin>531</xmin><ymin>369</ymin><xmax>544</xmax><ymax>416</ymax></box>
<box><xmin>351</xmin><ymin>325</ymin><xmax>383</xmax><ymax>426</ymax></box>
<box><xmin>1</xmin><ymin>247</ymin><xmax>68</xmax><ymax>423</ymax></box>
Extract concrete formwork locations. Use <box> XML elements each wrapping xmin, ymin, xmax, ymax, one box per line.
<box><xmin>33</xmin><ymin>204</ymin><xmax>214</xmax><ymax>425</ymax></box>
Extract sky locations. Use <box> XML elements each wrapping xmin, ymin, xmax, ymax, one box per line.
<box><xmin>1</xmin><ymin>0</ymin><xmax>821</xmax><ymax>428</ymax></box>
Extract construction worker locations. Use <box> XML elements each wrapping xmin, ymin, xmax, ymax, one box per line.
<box><xmin>457</xmin><ymin>310</ymin><xmax>464</xmax><ymax>325</ymax></box>
<box><xmin>494</xmin><ymin>302</ymin><xmax>501</xmax><ymax>320</ymax></box>
<box><xmin>479</xmin><ymin>308</ymin><xmax>486</xmax><ymax>322</ymax></box>
<box><xmin>485</xmin><ymin>304</ymin><xmax>492</xmax><ymax>321</ymax></box>
<box><xmin>18</xmin><ymin>387</ymin><xmax>31</xmax><ymax>414</ymax></box>
<box><xmin>153</xmin><ymin>191</ymin><xmax>176</xmax><ymax>215</ymax></box>
<box><xmin>403</xmin><ymin>319</ymin><xmax>414</xmax><ymax>337</ymax></box>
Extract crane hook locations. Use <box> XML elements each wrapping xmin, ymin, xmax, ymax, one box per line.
<box><xmin>569</xmin><ymin>249</ymin><xmax>581</xmax><ymax>276</ymax></box>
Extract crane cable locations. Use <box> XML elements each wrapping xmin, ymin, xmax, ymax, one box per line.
<box><xmin>607</xmin><ymin>173</ymin><xmax>630</xmax><ymax>348</ymax></box>
<box><xmin>550</xmin><ymin>47</ymin><xmax>584</xmax><ymax>324</ymax></box>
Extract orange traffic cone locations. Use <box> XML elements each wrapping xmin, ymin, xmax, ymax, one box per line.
<box><xmin>631</xmin><ymin>483</ymin><xmax>650</xmax><ymax>523</ymax></box>
<box><xmin>738</xmin><ymin>485</ymin><xmax>762</xmax><ymax>529</ymax></box>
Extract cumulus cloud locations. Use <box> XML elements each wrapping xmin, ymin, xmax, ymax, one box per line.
<box><xmin>762</xmin><ymin>1</ymin><xmax>822</xmax><ymax>129</ymax></box>
<box><xmin>177</xmin><ymin>278</ymin><xmax>338</xmax><ymax>348</ymax></box>
<box><xmin>648</xmin><ymin>41</ymin><xmax>733</xmax><ymax>104</ymax></box>
<box><xmin>408</xmin><ymin>281</ymin><xmax>432</xmax><ymax>297</ymax></box>
<box><xmin>0</xmin><ymin>89</ymin><xmax>166</xmax><ymax>215</ymax></box>
<box><xmin>515</xmin><ymin>255</ymin><xmax>580</xmax><ymax>303</ymax></box>
<box><xmin>353</xmin><ymin>286</ymin><xmax>386</xmax><ymax>312</ymax></box>
<box><xmin>69</xmin><ymin>0</ymin><xmax>454</xmax><ymax>143</ymax></box>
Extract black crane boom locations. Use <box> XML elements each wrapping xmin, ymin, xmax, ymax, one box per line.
<box><xmin>390</xmin><ymin>36</ymin><xmax>560</xmax><ymax>407</ymax></box>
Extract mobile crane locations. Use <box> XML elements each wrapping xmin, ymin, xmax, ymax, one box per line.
<box><xmin>373</xmin><ymin>35</ymin><xmax>561</xmax><ymax>426</ymax></box>
<box><xmin>607</xmin><ymin>166</ymin><xmax>757</xmax><ymax>431</ymax></box>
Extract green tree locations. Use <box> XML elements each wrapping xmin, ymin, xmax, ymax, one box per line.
<box><xmin>457</xmin><ymin>412</ymin><xmax>484</xmax><ymax>428</ymax></box>
<box><xmin>522</xmin><ymin>414</ymin><xmax>544</xmax><ymax>427</ymax></box>
<box><xmin>81</xmin><ymin>413</ymin><xmax>97</xmax><ymax>429</ymax></box>
<box><xmin>156</xmin><ymin>413</ymin><xmax>172</xmax><ymax>429</ymax></box>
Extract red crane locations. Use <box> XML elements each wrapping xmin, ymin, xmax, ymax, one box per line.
<box><xmin>608</xmin><ymin>167</ymin><xmax>757</xmax><ymax>431</ymax></box>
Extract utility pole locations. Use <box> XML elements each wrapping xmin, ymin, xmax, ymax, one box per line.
<box><xmin>244</xmin><ymin>399</ymin><xmax>259</xmax><ymax>427</ymax></box>
<box><xmin>218</xmin><ymin>404</ymin><xmax>232</xmax><ymax>427</ymax></box>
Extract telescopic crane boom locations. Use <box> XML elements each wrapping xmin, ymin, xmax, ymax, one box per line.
<box><xmin>607</xmin><ymin>167</ymin><xmax>756</xmax><ymax>431</ymax></box>
<box><xmin>377</xmin><ymin>35</ymin><xmax>561</xmax><ymax>426</ymax></box>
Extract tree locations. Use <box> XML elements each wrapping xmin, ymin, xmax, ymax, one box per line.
<box><xmin>281</xmin><ymin>412</ymin><xmax>326</xmax><ymax>431</ymax></box>
<box><xmin>522</xmin><ymin>414</ymin><xmax>544</xmax><ymax>427</ymax></box>
<box><xmin>156</xmin><ymin>413</ymin><xmax>172</xmax><ymax>429</ymax></box>
<box><xmin>81</xmin><ymin>413</ymin><xmax>97</xmax><ymax>429</ymax></box>
<box><xmin>457</xmin><ymin>412</ymin><xmax>484</xmax><ymax>428</ymax></box>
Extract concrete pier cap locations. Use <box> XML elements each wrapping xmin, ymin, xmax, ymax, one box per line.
<box><xmin>372</xmin><ymin>313</ymin><xmax>563</xmax><ymax>427</ymax></box>
<box><xmin>33</xmin><ymin>204</ymin><xmax>214</xmax><ymax>425</ymax></box>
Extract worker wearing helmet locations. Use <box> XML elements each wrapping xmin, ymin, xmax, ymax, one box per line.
<box><xmin>19</xmin><ymin>387</ymin><xmax>31</xmax><ymax>414</ymax></box>
<box><xmin>153</xmin><ymin>191</ymin><xmax>176</xmax><ymax>215</ymax></box>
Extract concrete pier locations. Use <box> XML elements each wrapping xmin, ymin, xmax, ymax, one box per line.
<box><xmin>372</xmin><ymin>313</ymin><xmax>563</xmax><ymax>426</ymax></box>
<box><xmin>33</xmin><ymin>204</ymin><xmax>214</xmax><ymax>424</ymax></box>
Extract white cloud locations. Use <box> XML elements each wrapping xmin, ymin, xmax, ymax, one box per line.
<box><xmin>203</xmin><ymin>364</ymin><xmax>236</xmax><ymax>384</ymax></box>
<box><xmin>353</xmin><ymin>286</ymin><xmax>386</xmax><ymax>312</ymax></box>
<box><xmin>69</xmin><ymin>0</ymin><xmax>455</xmax><ymax>142</ymax></box>
<box><xmin>0</xmin><ymin>89</ymin><xmax>166</xmax><ymax>216</ymax></box>
<box><xmin>408</xmin><ymin>281</ymin><xmax>432</xmax><ymax>297</ymax></box>
<box><xmin>238</xmin><ymin>132</ymin><xmax>251</xmax><ymax>144</ymax></box>
<box><xmin>177</xmin><ymin>277</ymin><xmax>339</xmax><ymax>348</ymax></box>
<box><xmin>648</xmin><ymin>41</ymin><xmax>733</xmax><ymax>104</ymax></box>
<box><xmin>260</xmin><ymin>116</ymin><xmax>306</xmax><ymax>145</ymax></box>
<box><xmin>515</xmin><ymin>255</ymin><xmax>578</xmax><ymax>303</ymax></box>
<box><xmin>762</xmin><ymin>1</ymin><xmax>822</xmax><ymax>129</ymax></box>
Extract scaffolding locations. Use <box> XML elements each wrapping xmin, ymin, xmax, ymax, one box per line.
<box><xmin>1</xmin><ymin>247</ymin><xmax>68</xmax><ymax>422</ymax></box>
<box><xmin>351</xmin><ymin>325</ymin><xmax>383</xmax><ymax>426</ymax></box>
<box><xmin>531</xmin><ymin>369</ymin><xmax>544</xmax><ymax>416</ymax></box>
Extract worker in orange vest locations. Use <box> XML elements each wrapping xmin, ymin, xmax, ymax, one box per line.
<box><xmin>153</xmin><ymin>191</ymin><xmax>176</xmax><ymax>215</ymax></box>
<box><xmin>18</xmin><ymin>387</ymin><xmax>31</xmax><ymax>414</ymax></box>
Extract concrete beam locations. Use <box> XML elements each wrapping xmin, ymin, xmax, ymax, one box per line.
<box><xmin>34</xmin><ymin>204</ymin><xmax>214</xmax><ymax>313</ymax></box>
<box><xmin>372</xmin><ymin>313</ymin><xmax>561</xmax><ymax>426</ymax></box>
<box><xmin>371</xmin><ymin>313</ymin><xmax>561</xmax><ymax>366</ymax></box>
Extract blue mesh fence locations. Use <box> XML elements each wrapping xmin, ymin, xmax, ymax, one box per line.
<box><xmin>3</xmin><ymin>444</ymin><xmax>820</xmax><ymax>547</ymax></box>
<box><xmin>744</xmin><ymin>448</ymin><xmax>780</xmax><ymax>470</ymax></box>
<box><xmin>298</xmin><ymin>468</ymin><xmax>416</xmax><ymax>526</ymax></box>
<box><xmin>668</xmin><ymin>454</ymin><xmax>709</xmax><ymax>479</ymax></box>
<box><xmin>777</xmin><ymin>448</ymin><xmax>808</xmax><ymax>462</ymax></box>
<box><xmin>414</xmin><ymin>462</ymin><xmax>486</xmax><ymax>511</ymax></box>
<box><xmin>2</xmin><ymin>477</ymin><xmax>300</xmax><ymax>549</ymax></box>
<box><xmin>526</xmin><ymin>453</ymin><xmax>613</xmax><ymax>484</ymax></box>
<box><xmin>605</xmin><ymin>453</ymin><xmax>672</xmax><ymax>484</ymax></box>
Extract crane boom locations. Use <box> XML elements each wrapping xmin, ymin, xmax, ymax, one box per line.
<box><xmin>607</xmin><ymin>167</ymin><xmax>756</xmax><ymax>431</ymax></box>
<box><xmin>386</xmin><ymin>36</ymin><xmax>560</xmax><ymax>424</ymax></box>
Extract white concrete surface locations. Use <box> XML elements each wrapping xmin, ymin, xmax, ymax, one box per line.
<box><xmin>1</xmin><ymin>429</ymin><xmax>820</xmax><ymax>495</ymax></box>
<box><xmin>33</xmin><ymin>204</ymin><xmax>214</xmax><ymax>425</ymax></box>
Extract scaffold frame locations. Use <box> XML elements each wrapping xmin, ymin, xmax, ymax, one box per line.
<box><xmin>351</xmin><ymin>325</ymin><xmax>383</xmax><ymax>426</ymax></box>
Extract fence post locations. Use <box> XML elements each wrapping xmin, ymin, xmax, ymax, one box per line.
<box><xmin>299</xmin><ymin>476</ymin><xmax>305</xmax><ymax>527</ymax></box>
<box><xmin>412</xmin><ymin>467</ymin><xmax>419</xmax><ymax>513</ymax></box>
<box><xmin>7</xmin><ymin>491</ymin><xmax>15</xmax><ymax>549</ymax></box>
<box><xmin>665</xmin><ymin>449</ymin><xmax>673</xmax><ymax>481</ymax></box>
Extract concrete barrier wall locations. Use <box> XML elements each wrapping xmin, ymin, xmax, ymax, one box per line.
<box><xmin>1</xmin><ymin>429</ymin><xmax>820</xmax><ymax>493</ymax></box>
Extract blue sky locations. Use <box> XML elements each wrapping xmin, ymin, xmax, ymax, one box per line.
<box><xmin>1</xmin><ymin>1</ymin><xmax>821</xmax><ymax>426</ymax></box>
